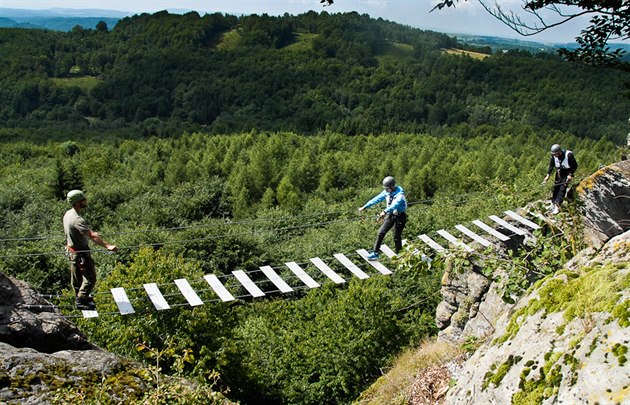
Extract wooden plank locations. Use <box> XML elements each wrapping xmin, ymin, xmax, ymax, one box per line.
<box><xmin>285</xmin><ymin>262</ymin><xmax>320</xmax><ymax>289</ymax></box>
<box><xmin>379</xmin><ymin>244</ymin><xmax>397</xmax><ymax>259</ymax></box>
<box><xmin>143</xmin><ymin>283</ymin><xmax>170</xmax><ymax>311</ymax></box>
<box><xmin>260</xmin><ymin>265</ymin><xmax>294</xmax><ymax>293</ymax></box>
<box><xmin>472</xmin><ymin>220</ymin><xmax>511</xmax><ymax>241</ymax></box>
<box><xmin>418</xmin><ymin>234</ymin><xmax>446</xmax><ymax>251</ymax></box>
<box><xmin>333</xmin><ymin>253</ymin><xmax>370</xmax><ymax>279</ymax></box>
<box><xmin>454</xmin><ymin>224</ymin><xmax>492</xmax><ymax>247</ymax></box>
<box><xmin>111</xmin><ymin>287</ymin><xmax>135</xmax><ymax>315</ymax></box>
<box><xmin>174</xmin><ymin>278</ymin><xmax>204</xmax><ymax>306</ymax></box>
<box><xmin>232</xmin><ymin>270</ymin><xmax>266</xmax><ymax>298</ymax></box>
<box><xmin>357</xmin><ymin>249</ymin><xmax>393</xmax><ymax>275</ymax></box>
<box><xmin>203</xmin><ymin>274</ymin><xmax>235</xmax><ymax>302</ymax></box>
<box><xmin>525</xmin><ymin>209</ymin><xmax>548</xmax><ymax>224</ymax></box>
<box><xmin>505</xmin><ymin>210</ymin><xmax>540</xmax><ymax>230</ymax></box>
<box><xmin>489</xmin><ymin>215</ymin><xmax>527</xmax><ymax>236</ymax></box>
<box><xmin>82</xmin><ymin>310</ymin><xmax>98</xmax><ymax>318</ymax></box>
<box><xmin>436</xmin><ymin>229</ymin><xmax>474</xmax><ymax>252</ymax></box>
<box><xmin>309</xmin><ymin>257</ymin><xmax>346</xmax><ymax>284</ymax></box>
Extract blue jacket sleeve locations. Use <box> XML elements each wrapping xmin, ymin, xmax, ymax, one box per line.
<box><xmin>362</xmin><ymin>191</ymin><xmax>386</xmax><ymax>209</ymax></box>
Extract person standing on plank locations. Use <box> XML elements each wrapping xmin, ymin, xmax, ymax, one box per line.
<box><xmin>63</xmin><ymin>189</ymin><xmax>117</xmax><ymax>310</ymax></box>
<box><xmin>358</xmin><ymin>176</ymin><xmax>407</xmax><ymax>260</ymax></box>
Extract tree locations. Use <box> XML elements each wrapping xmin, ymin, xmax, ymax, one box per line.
<box><xmin>95</xmin><ymin>20</ymin><xmax>108</xmax><ymax>32</ymax></box>
<box><xmin>431</xmin><ymin>0</ymin><xmax>629</xmax><ymax>66</ymax></box>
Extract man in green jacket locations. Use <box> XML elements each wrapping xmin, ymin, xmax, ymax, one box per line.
<box><xmin>63</xmin><ymin>190</ymin><xmax>117</xmax><ymax>310</ymax></box>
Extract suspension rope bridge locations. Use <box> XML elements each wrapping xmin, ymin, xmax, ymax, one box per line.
<box><xmin>14</xmin><ymin>206</ymin><xmax>543</xmax><ymax>319</ymax></box>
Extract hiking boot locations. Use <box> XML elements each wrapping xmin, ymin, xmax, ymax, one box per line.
<box><xmin>551</xmin><ymin>204</ymin><xmax>560</xmax><ymax>215</ymax></box>
<box><xmin>76</xmin><ymin>297</ymin><xmax>96</xmax><ymax>310</ymax></box>
<box><xmin>366</xmin><ymin>251</ymin><xmax>380</xmax><ymax>261</ymax></box>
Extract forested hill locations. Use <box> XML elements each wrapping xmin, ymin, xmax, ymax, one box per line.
<box><xmin>0</xmin><ymin>10</ymin><xmax>628</xmax><ymax>142</ymax></box>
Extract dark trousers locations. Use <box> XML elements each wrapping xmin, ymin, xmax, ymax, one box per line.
<box><xmin>373</xmin><ymin>212</ymin><xmax>407</xmax><ymax>253</ymax></box>
<box><xmin>551</xmin><ymin>173</ymin><xmax>570</xmax><ymax>205</ymax></box>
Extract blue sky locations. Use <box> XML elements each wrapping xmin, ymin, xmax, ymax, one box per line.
<box><xmin>0</xmin><ymin>0</ymin><xmax>609</xmax><ymax>44</ymax></box>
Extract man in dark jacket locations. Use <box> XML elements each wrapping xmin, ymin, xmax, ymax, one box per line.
<box><xmin>542</xmin><ymin>144</ymin><xmax>578</xmax><ymax>214</ymax></box>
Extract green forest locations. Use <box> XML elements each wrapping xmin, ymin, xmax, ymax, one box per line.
<box><xmin>0</xmin><ymin>9</ymin><xmax>628</xmax><ymax>404</ymax></box>
<box><xmin>0</xmin><ymin>10</ymin><xmax>628</xmax><ymax>141</ymax></box>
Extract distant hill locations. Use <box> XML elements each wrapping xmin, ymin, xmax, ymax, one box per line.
<box><xmin>2</xmin><ymin>7</ymin><xmax>627</xmax><ymax>57</ymax></box>
<box><xmin>0</xmin><ymin>7</ymin><xmax>125</xmax><ymax>31</ymax></box>
<box><xmin>454</xmin><ymin>32</ymin><xmax>630</xmax><ymax>61</ymax></box>
<box><xmin>454</xmin><ymin>33</ymin><xmax>560</xmax><ymax>53</ymax></box>
<box><xmin>0</xmin><ymin>16</ymin><xmax>121</xmax><ymax>31</ymax></box>
<box><xmin>0</xmin><ymin>10</ymin><xmax>627</xmax><ymax>141</ymax></box>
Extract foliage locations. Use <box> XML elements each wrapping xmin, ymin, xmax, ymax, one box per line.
<box><xmin>221</xmin><ymin>269</ymin><xmax>441</xmax><ymax>404</ymax></box>
<box><xmin>0</xmin><ymin>12</ymin><xmax>628</xmax><ymax>140</ymax></box>
<box><xmin>481</xmin><ymin>206</ymin><xmax>584</xmax><ymax>302</ymax></box>
<box><xmin>50</xmin><ymin>340</ymin><xmax>231</xmax><ymax>404</ymax></box>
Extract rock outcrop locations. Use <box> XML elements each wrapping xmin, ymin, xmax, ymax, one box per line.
<box><xmin>433</xmin><ymin>160</ymin><xmax>630</xmax><ymax>404</ymax></box>
<box><xmin>445</xmin><ymin>230</ymin><xmax>629</xmax><ymax>404</ymax></box>
<box><xmin>0</xmin><ymin>272</ymin><xmax>232</xmax><ymax>403</ymax></box>
<box><xmin>576</xmin><ymin>160</ymin><xmax>630</xmax><ymax>247</ymax></box>
<box><xmin>0</xmin><ymin>273</ymin><xmax>150</xmax><ymax>403</ymax></box>
<box><xmin>0</xmin><ymin>273</ymin><xmax>94</xmax><ymax>353</ymax></box>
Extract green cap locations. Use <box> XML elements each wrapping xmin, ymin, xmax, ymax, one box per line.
<box><xmin>67</xmin><ymin>190</ymin><xmax>86</xmax><ymax>205</ymax></box>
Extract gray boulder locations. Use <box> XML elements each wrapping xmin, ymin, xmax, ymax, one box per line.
<box><xmin>576</xmin><ymin>159</ymin><xmax>630</xmax><ymax>247</ymax></box>
<box><xmin>0</xmin><ymin>273</ymin><xmax>94</xmax><ymax>353</ymax></box>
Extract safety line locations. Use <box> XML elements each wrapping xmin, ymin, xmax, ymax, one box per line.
<box><xmin>0</xmin><ymin>192</ymin><xmax>484</xmax><ymax>259</ymax></box>
<box><xmin>0</xmin><ymin>209</ymin><xmax>355</xmax><ymax>243</ymax></box>
<box><xmin>0</xmin><ymin>217</ymin><xmax>358</xmax><ymax>259</ymax></box>
<box><xmin>0</xmin><ymin>190</ymin><xmax>486</xmax><ymax>244</ymax></box>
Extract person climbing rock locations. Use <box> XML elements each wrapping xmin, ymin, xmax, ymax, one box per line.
<box><xmin>542</xmin><ymin>144</ymin><xmax>578</xmax><ymax>214</ymax></box>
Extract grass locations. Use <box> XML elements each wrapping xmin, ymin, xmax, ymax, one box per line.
<box><xmin>50</xmin><ymin>76</ymin><xmax>101</xmax><ymax>91</ymax></box>
<box><xmin>217</xmin><ymin>29</ymin><xmax>241</xmax><ymax>50</ymax></box>
<box><xmin>356</xmin><ymin>337</ymin><xmax>463</xmax><ymax>404</ymax></box>
<box><xmin>443</xmin><ymin>48</ymin><xmax>489</xmax><ymax>60</ymax></box>
<box><xmin>375</xmin><ymin>42</ymin><xmax>415</xmax><ymax>64</ymax></box>
<box><xmin>284</xmin><ymin>33</ymin><xmax>318</xmax><ymax>53</ymax></box>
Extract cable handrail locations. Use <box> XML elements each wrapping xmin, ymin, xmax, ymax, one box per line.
<box><xmin>0</xmin><ymin>190</ymin><xmax>493</xmax><ymax>244</ymax></box>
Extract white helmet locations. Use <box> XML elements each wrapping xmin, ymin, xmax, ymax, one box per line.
<box><xmin>550</xmin><ymin>144</ymin><xmax>562</xmax><ymax>154</ymax></box>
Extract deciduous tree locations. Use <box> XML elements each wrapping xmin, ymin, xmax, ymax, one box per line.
<box><xmin>432</xmin><ymin>0</ymin><xmax>629</xmax><ymax>66</ymax></box>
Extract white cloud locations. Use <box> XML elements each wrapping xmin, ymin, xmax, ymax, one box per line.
<box><xmin>359</xmin><ymin>0</ymin><xmax>387</xmax><ymax>8</ymax></box>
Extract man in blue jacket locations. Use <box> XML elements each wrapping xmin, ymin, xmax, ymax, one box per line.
<box><xmin>358</xmin><ymin>176</ymin><xmax>407</xmax><ymax>260</ymax></box>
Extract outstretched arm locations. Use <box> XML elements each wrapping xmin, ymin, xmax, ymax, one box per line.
<box><xmin>88</xmin><ymin>230</ymin><xmax>117</xmax><ymax>252</ymax></box>
<box><xmin>358</xmin><ymin>191</ymin><xmax>386</xmax><ymax>212</ymax></box>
